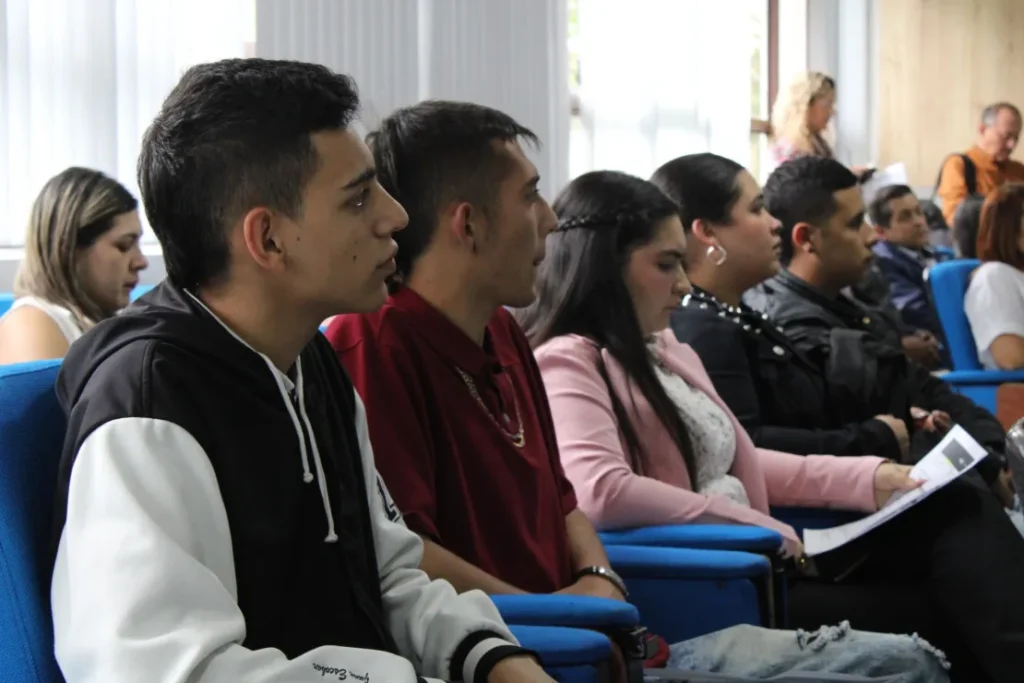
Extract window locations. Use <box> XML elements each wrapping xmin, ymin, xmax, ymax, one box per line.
<box><xmin>569</xmin><ymin>0</ymin><xmax>778</xmax><ymax>181</ymax></box>
<box><xmin>749</xmin><ymin>0</ymin><xmax>778</xmax><ymax>182</ymax></box>
<box><xmin>0</xmin><ymin>0</ymin><xmax>256</xmax><ymax>247</ymax></box>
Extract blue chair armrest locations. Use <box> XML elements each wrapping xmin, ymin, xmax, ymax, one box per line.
<box><xmin>600</xmin><ymin>524</ymin><xmax>782</xmax><ymax>554</ymax></box>
<box><xmin>490</xmin><ymin>594</ymin><xmax>639</xmax><ymax>630</ymax></box>
<box><xmin>606</xmin><ymin>544</ymin><xmax>770</xmax><ymax>580</ymax></box>
<box><xmin>607</xmin><ymin>545</ymin><xmax>769</xmax><ymax>644</ymax></box>
<box><xmin>941</xmin><ymin>369</ymin><xmax>1024</xmax><ymax>385</ymax></box>
<box><xmin>507</xmin><ymin>624</ymin><xmax>612</xmax><ymax>674</ymax></box>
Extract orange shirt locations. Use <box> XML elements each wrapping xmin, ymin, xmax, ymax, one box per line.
<box><xmin>938</xmin><ymin>146</ymin><xmax>1024</xmax><ymax>225</ymax></box>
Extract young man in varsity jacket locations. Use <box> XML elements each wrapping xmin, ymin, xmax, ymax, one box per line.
<box><xmin>50</xmin><ymin>58</ymin><xmax>548</xmax><ymax>683</ymax></box>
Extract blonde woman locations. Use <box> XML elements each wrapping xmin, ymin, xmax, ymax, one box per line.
<box><xmin>0</xmin><ymin>167</ymin><xmax>148</xmax><ymax>363</ymax></box>
<box><xmin>770</xmin><ymin>71</ymin><xmax>874</xmax><ymax>180</ymax></box>
<box><xmin>770</xmin><ymin>71</ymin><xmax>837</xmax><ymax>165</ymax></box>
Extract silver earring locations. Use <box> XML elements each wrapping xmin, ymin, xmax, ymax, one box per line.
<box><xmin>706</xmin><ymin>243</ymin><xmax>728</xmax><ymax>267</ymax></box>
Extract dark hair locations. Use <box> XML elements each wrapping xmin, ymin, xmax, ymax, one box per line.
<box><xmin>650</xmin><ymin>153</ymin><xmax>745</xmax><ymax>234</ymax></box>
<box><xmin>517</xmin><ymin>171</ymin><xmax>695</xmax><ymax>483</ymax></box>
<box><xmin>982</xmin><ymin>102</ymin><xmax>1022</xmax><ymax>126</ymax></box>
<box><xmin>953</xmin><ymin>195</ymin><xmax>985</xmax><ymax>258</ymax></box>
<box><xmin>763</xmin><ymin>156</ymin><xmax>859</xmax><ymax>264</ymax></box>
<box><xmin>367</xmin><ymin>101</ymin><xmax>539</xmax><ymax>290</ymax></box>
<box><xmin>868</xmin><ymin>184</ymin><xmax>915</xmax><ymax>229</ymax></box>
<box><xmin>138</xmin><ymin>58</ymin><xmax>361</xmax><ymax>288</ymax></box>
<box><xmin>977</xmin><ymin>183</ymin><xmax>1024</xmax><ymax>269</ymax></box>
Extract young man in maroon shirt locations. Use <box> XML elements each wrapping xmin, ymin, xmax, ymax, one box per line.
<box><xmin>324</xmin><ymin>102</ymin><xmax>949</xmax><ymax>681</ymax></box>
<box><xmin>326</xmin><ymin>101</ymin><xmax>618</xmax><ymax>601</ymax></box>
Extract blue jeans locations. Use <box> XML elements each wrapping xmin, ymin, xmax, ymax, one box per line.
<box><xmin>665</xmin><ymin>622</ymin><xmax>950</xmax><ymax>682</ymax></box>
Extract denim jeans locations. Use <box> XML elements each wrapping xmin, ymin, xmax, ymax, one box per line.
<box><xmin>664</xmin><ymin>622</ymin><xmax>950</xmax><ymax>682</ymax></box>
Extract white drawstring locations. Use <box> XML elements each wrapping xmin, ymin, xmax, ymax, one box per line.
<box><xmin>262</xmin><ymin>357</ymin><xmax>314</xmax><ymax>485</ymax></box>
<box><xmin>295</xmin><ymin>358</ymin><xmax>339</xmax><ymax>543</ymax></box>
<box><xmin>184</xmin><ymin>290</ymin><xmax>338</xmax><ymax>544</ymax></box>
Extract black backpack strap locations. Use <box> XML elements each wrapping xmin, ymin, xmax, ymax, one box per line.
<box><xmin>934</xmin><ymin>153</ymin><xmax>977</xmax><ymax>198</ymax></box>
<box><xmin>960</xmin><ymin>153</ymin><xmax>977</xmax><ymax>196</ymax></box>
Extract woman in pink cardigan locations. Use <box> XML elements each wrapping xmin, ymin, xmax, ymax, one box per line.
<box><xmin>518</xmin><ymin>174</ymin><xmax>912</xmax><ymax>559</ymax></box>
<box><xmin>516</xmin><ymin>170</ymin><xmax>1014</xmax><ymax>680</ymax></box>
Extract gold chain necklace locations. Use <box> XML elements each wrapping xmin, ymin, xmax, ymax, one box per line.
<box><xmin>455</xmin><ymin>366</ymin><xmax>526</xmax><ymax>448</ymax></box>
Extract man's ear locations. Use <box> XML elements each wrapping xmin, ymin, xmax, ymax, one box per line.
<box><xmin>240</xmin><ymin>207</ymin><xmax>286</xmax><ymax>272</ymax></box>
<box><xmin>442</xmin><ymin>201</ymin><xmax>481</xmax><ymax>253</ymax></box>
<box><xmin>791</xmin><ymin>221</ymin><xmax>819</xmax><ymax>256</ymax></box>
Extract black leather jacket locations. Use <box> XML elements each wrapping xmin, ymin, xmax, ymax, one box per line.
<box><xmin>672</xmin><ymin>286</ymin><xmax>902</xmax><ymax>461</ymax></box>
<box><xmin>743</xmin><ymin>270</ymin><xmax>1005</xmax><ymax>481</ymax></box>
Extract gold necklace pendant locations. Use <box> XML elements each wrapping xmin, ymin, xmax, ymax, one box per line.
<box><xmin>455</xmin><ymin>366</ymin><xmax>526</xmax><ymax>448</ymax></box>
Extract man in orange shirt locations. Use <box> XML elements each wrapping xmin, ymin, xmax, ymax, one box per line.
<box><xmin>937</xmin><ymin>102</ymin><xmax>1024</xmax><ymax>225</ymax></box>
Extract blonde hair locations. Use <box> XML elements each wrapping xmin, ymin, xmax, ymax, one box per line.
<box><xmin>15</xmin><ymin>167</ymin><xmax>138</xmax><ymax>330</ymax></box>
<box><xmin>770</xmin><ymin>71</ymin><xmax>836</xmax><ymax>153</ymax></box>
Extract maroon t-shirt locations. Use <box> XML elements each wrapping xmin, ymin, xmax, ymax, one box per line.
<box><xmin>326</xmin><ymin>287</ymin><xmax>577</xmax><ymax>594</ymax></box>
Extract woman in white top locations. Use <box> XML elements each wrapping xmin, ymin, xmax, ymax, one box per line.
<box><xmin>964</xmin><ymin>182</ymin><xmax>1024</xmax><ymax>369</ymax></box>
<box><xmin>0</xmin><ymin>167</ymin><xmax>149</xmax><ymax>363</ymax></box>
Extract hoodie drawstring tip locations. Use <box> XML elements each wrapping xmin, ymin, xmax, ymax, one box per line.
<box><xmin>324</xmin><ymin>532</ymin><xmax>339</xmax><ymax>543</ymax></box>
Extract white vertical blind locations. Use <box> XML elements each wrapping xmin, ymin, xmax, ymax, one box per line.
<box><xmin>0</xmin><ymin>0</ymin><xmax>252</xmax><ymax>246</ymax></box>
<box><xmin>574</xmin><ymin>0</ymin><xmax>754</xmax><ymax>179</ymax></box>
<box><xmin>256</xmin><ymin>0</ymin><xmax>570</xmax><ymax>200</ymax></box>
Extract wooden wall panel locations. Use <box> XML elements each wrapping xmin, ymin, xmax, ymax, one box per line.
<box><xmin>878</xmin><ymin>0</ymin><xmax>1024</xmax><ymax>186</ymax></box>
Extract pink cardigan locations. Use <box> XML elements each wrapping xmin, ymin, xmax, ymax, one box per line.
<box><xmin>533</xmin><ymin>332</ymin><xmax>884</xmax><ymax>545</ymax></box>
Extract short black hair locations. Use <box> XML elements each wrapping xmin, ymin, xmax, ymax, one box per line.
<box><xmin>868</xmin><ymin>184</ymin><xmax>915</xmax><ymax>229</ymax></box>
<box><xmin>138</xmin><ymin>58</ymin><xmax>360</xmax><ymax>288</ymax></box>
<box><xmin>368</xmin><ymin>101</ymin><xmax>539</xmax><ymax>288</ymax></box>
<box><xmin>763</xmin><ymin>156</ymin><xmax>859</xmax><ymax>264</ymax></box>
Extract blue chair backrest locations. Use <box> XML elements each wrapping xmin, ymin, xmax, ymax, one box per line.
<box><xmin>129</xmin><ymin>285</ymin><xmax>154</xmax><ymax>301</ymax></box>
<box><xmin>0</xmin><ymin>293</ymin><xmax>15</xmax><ymax>317</ymax></box>
<box><xmin>929</xmin><ymin>259</ymin><xmax>983</xmax><ymax>371</ymax></box>
<box><xmin>0</xmin><ymin>360</ymin><xmax>65</xmax><ymax>683</ymax></box>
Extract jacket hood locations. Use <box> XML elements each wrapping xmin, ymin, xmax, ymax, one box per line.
<box><xmin>57</xmin><ymin>280</ymin><xmax>273</xmax><ymax>412</ymax></box>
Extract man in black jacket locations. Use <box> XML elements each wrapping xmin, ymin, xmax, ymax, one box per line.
<box><xmin>749</xmin><ymin>156</ymin><xmax>1010</xmax><ymax>500</ymax></box>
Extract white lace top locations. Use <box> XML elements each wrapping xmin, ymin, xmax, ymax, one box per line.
<box><xmin>649</xmin><ymin>344</ymin><xmax>750</xmax><ymax>507</ymax></box>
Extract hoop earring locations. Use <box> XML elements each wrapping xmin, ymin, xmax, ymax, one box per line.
<box><xmin>706</xmin><ymin>243</ymin><xmax>728</xmax><ymax>267</ymax></box>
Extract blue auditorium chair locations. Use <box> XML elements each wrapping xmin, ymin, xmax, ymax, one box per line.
<box><xmin>0</xmin><ymin>360</ymin><xmax>64</xmax><ymax>683</ymax></box>
<box><xmin>930</xmin><ymin>259</ymin><xmax>1024</xmax><ymax>412</ymax></box>
<box><xmin>492</xmin><ymin>540</ymin><xmax>769</xmax><ymax>646</ymax></box>
<box><xmin>0</xmin><ymin>292</ymin><xmax>14</xmax><ymax>317</ymax></box>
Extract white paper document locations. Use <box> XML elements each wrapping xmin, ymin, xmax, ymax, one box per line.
<box><xmin>803</xmin><ymin>426</ymin><xmax>987</xmax><ymax>556</ymax></box>
<box><xmin>860</xmin><ymin>162</ymin><xmax>910</xmax><ymax>205</ymax></box>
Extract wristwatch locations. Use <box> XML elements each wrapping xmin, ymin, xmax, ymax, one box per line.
<box><xmin>576</xmin><ymin>565</ymin><xmax>629</xmax><ymax>597</ymax></box>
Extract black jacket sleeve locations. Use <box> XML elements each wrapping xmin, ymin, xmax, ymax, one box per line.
<box><xmin>675</xmin><ymin>314</ymin><xmax>902</xmax><ymax>459</ymax></box>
